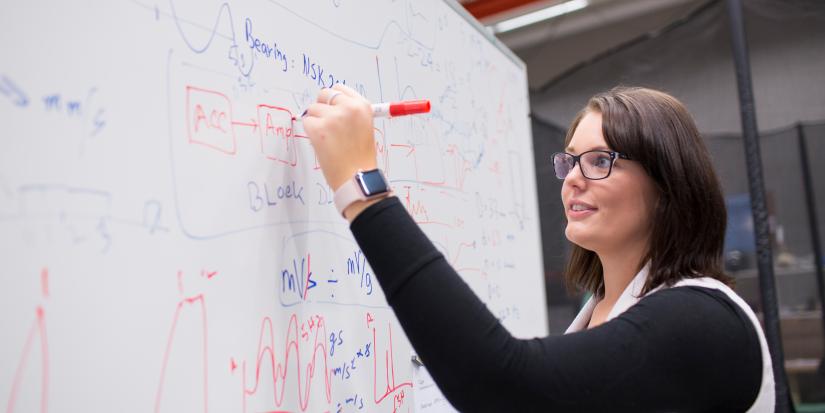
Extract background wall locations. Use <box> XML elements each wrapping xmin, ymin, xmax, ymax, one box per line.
<box><xmin>495</xmin><ymin>0</ymin><xmax>825</xmax><ymax>402</ymax></box>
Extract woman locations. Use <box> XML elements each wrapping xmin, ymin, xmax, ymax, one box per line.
<box><xmin>303</xmin><ymin>85</ymin><xmax>774</xmax><ymax>412</ymax></box>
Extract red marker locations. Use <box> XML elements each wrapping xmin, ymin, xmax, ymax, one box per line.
<box><xmin>371</xmin><ymin>99</ymin><xmax>431</xmax><ymax>118</ymax></box>
<box><xmin>297</xmin><ymin>99</ymin><xmax>431</xmax><ymax>119</ymax></box>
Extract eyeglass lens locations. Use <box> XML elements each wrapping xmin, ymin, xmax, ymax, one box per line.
<box><xmin>553</xmin><ymin>151</ymin><xmax>615</xmax><ymax>180</ymax></box>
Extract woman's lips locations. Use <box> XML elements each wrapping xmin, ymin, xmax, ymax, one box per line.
<box><xmin>567</xmin><ymin>201</ymin><xmax>597</xmax><ymax>219</ymax></box>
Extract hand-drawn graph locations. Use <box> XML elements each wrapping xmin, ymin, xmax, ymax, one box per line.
<box><xmin>5</xmin><ymin>269</ymin><xmax>49</xmax><ymax>413</ymax></box>
<box><xmin>154</xmin><ymin>272</ymin><xmax>209</xmax><ymax>413</ymax></box>
<box><xmin>238</xmin><ymin>314</ymin><xmax>332</xmax><ymax>412</ymax></box>
<box><xmin>370</xmin><ymin>316</ymin><xmax>413</xmax><ymax>413</ymax></box>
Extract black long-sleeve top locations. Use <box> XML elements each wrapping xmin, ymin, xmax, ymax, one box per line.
<box><xmin>350</xmin><ymin>197</ymin><xmax>763</xmax><ymax>412</ymax></box>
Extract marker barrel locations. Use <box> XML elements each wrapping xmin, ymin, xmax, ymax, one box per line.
<box><xmin>372</xmin><ymin>100</ymin><xmax>431</xmax><ymax>118</ymax></box>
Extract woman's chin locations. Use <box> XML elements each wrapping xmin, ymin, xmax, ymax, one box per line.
<box><xmin>564</xmin><ymin>228</ymin><xmax>599</xmax><ymax>251</ymax></box>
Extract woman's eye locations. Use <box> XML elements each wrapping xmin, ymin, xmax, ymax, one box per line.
<box><xmin>592</xmin><ymin>156</ymin><xmax>612</xmax><ymax>168</ymax></box>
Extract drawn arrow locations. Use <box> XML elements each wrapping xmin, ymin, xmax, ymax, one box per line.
<box><xmin>231</xmin><ymin>118</ymin><xmax>258</xmax><ymax>132</ymax></box>
<box><xmin>390</xmin><ymin>143</ymin><xmax>415</xmax><ymax>157</ymax></box>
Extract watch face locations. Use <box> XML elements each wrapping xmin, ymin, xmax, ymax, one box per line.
<box><xmin>358</xmin><ymin>169</ymin><xmax>389</xmax><ymax>196</ymax></box>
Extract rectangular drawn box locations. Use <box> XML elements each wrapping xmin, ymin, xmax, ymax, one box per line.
<box><xmin>257</xmin><ymin>104</ymin><xmax>295</xmax><ymax>165</ymax></box>
<box><xmin>186</xmin><ymin>86</ymin><xmax>237</xmax><ymax>155</ymax></box>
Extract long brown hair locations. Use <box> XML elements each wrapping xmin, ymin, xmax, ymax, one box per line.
<box><xmin>563</xmin><ymin>86</ymin><xmax>733</xmax><ymax>297</ymax></box>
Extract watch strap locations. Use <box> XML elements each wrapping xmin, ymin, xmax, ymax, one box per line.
<box><xmin>334</xmin><ymin>177</ymin><xmax>367</xmax><ymax>217</ymax></box>
<box><xmin>333</xmin><ymin>169</ymin><xmax>391</xmax><ymax>218</ymax></box>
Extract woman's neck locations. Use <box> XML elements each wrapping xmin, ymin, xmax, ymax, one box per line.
<box><xmin>597</xmin><ymin>244</ymin><xmax>647</xmax><ymax>303</ymax></box>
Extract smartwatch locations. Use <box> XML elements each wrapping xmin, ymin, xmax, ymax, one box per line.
<box><xmin>334</xmin><ymin>168</ymin><xmax>391</xmax><ymax>217</ymax></box>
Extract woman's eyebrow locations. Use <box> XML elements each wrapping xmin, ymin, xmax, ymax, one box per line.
<box><xmin>564</xmin><ymin>145</ymin><xmax>611</xmax><ymax>153</ymax></box>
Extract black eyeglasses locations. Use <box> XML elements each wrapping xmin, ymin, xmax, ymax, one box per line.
<box><xmin>551</xmin><ymin>150</ymin><xmax>631</xmax><ymax>180</ymax></box>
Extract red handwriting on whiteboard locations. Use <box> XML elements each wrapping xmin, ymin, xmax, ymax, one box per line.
<box><xmin>240</xmin><ymin>314</ymin><xmax>332</xmax><ymax>412</ymax></box>
<box><xmin>186</xmin><ymin>86</ymin><xmax>237</xmax><ymax>155</ymax></box>
<box><xmin>6</xmin><ymin>268</ymin><xmax>50</xmax><ymax>413</ymax></box>
<box><xmin>257</xmin><ymin>104</ymin><xmax>296</xmax><ymax>166</ymax></box>
<box><xmin>154</xmin><ymin>294</ymin><xmax>208</xmax><ymax>413</ymax></box>
<box><xmin>372</xmin><ymin>321</ymin><xmax>412</xmax><ymax>411</ymax></box>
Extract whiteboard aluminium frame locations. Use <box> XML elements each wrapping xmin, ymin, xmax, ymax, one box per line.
<box><xmin>443</xmin><ymin>0</ymin><xmax>527</xmax><ymax>71</ymax></box>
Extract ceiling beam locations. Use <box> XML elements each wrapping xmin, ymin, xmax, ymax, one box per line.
<box><xmin>463</xmin><ymin>0</ymin><xmax>548</xmax><ymax>20</ymax></box>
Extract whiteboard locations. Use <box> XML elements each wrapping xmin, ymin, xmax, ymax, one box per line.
<box><xmin>0</xmin><ymin>0</ymin><xmax>547</xmax><ymax>412</ymax></box>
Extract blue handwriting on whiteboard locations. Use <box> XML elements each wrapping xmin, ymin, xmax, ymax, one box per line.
<box><xmin>0</xmin><ymin>75</ymin><xmax>29</xmax><ymax>107</ymax></box>
<box><xmin>248</xmin><ymin>180</ymin><xmax>305</xmax><ymax>211</ymax></box>
<box><xmin>244</xmin><ymin>18</ymin><xmax>288</xmax><ymax>72</ymax></box>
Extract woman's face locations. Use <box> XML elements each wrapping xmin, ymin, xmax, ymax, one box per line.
<box><xmin>561</xmin><ymin>111</ymin><xmax>659</xmax><ymax>256</ymax></box>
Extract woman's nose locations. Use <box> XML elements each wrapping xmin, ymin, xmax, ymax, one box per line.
<box><xmin>563</xmin><ymin>160</ymin><xmax>587</xmax><ymax>188</ymax></box>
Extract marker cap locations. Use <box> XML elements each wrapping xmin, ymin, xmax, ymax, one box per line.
<box><xmin>389</xmin><ymin>100</ymin><xmax>431</xmax><ymax>117</ymax></box>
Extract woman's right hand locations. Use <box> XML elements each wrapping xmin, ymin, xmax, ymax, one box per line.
<box><xmin>302</xmin><ymin>84</ymin><xmax>378</xmax><ymax>193</ymax></box>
